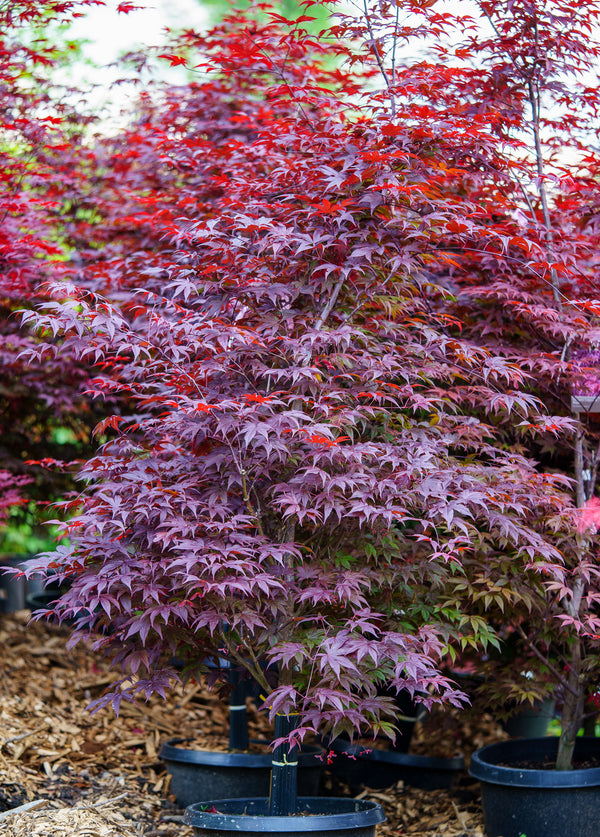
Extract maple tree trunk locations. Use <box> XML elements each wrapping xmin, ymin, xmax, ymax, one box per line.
<box><xmin>556</xmin><ymin>641</ymin><xmax>584</xmax><ymax>770</ymax></box>
<box><xmin>556</xmin><ymin>427</ymin><xmax>588</xmax><ymax>770</ymax></box>
<box><xmin>269</xmin><ymin>714</ymin><xmax>299</xmax><ymax>815</ymax></box>
<box><xmin>228</xmin><ymin>670</ymin><xmax>249</xmax><ymax>751</ymax></box>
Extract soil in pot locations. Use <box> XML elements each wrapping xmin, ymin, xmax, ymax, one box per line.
<box><xmin>184</xmin><ymin>796</ymin><xmax>385</xmax><ymax>837</ymax></box>
<box><xmin>179</xmin><ymin>735</ymin><xmax>274</xmax><ymax>755</ymax></box>
<box><xmin>469</xmin><ymin>736</ymin><xmax>600</xmax><ymax>837</ymax></box>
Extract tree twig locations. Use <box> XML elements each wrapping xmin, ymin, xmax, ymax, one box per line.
<box><xmin>514</xmin><ymin>623</ymin><xmax>575</xmax><ymax>697</ymax></box>
<box><xmin>0</xmin><ymin>800</ymin><xmax>48</xmax><ymax>822</ymax></box>
<box><xmin>0</xmin><ymin>726</ymin><xmax>46</xmax><ymax>751</ymax></box>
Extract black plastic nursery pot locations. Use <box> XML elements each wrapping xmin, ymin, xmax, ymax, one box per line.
<box><xmin>325</xmin><ymin>737</ymin><xmax>464</xmax><ymax>791</ymax></box>
<box><xmin>469</xmin><ymin>736</ymin><xmax>600</xmax><ymax>837</ymax></box>
<box><xmin>184</xmin><ymin>796</ymin><xmax>385</xmax><ymax>837</ymax></box>
<box><xmin>502</xmin><ymin>698</ymin><xmax>555</xmax><ymax>739</ymax></box>
<box><xmin>0</xmin><ymin>555</ymin><xmax>30</xmax><ymax>613</ymax></box>
<box><xmin>25</xmin><ymin>573</ymin><xmax>71</xmax><ymax>611</ymax></box>
<box><xmin>26</xmin><ymin>590</ymin><xmax>61</xmax><ymax>610</ymax></box>
<box><xmin>388</xmin><ymin>690</ymin><xmax>427</xmax><ymax>753</ymax></box>
<box><xmin>160</xmin><ymin>739</ymin><xmax>324</xmax><ymax>807</ymax></box>
<box><xmin>370</xmin><ymin>688</ymin><xmax>426</xmax><ymax>754</ymax></box>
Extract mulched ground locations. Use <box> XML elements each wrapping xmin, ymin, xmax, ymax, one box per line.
<box><xmin>0</xmin><ymin>610</ymin><xmax>506</xmax><ymax>836</ymax></box>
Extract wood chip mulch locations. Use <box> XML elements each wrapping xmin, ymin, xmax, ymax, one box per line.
<box><xmin>0</xmin><ymin>610</ymin><xmax>505</xmax><ymax>836</ymax></box>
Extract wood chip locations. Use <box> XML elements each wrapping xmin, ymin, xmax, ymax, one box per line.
<box><xmin>0</xmin><ymin>612</ymin><xmax>497</xmax><ymax>836</ymax></box>
<box><xmin>2</xmin><ymin>804</ymin><xmax>136</xmax><ymax>837</ymax></box>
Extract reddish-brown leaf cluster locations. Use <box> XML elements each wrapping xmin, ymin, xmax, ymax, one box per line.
<box><xmin>4</xmin><ymin>0</ymin><xmax>600</xmax><ymax>770</ymax></box>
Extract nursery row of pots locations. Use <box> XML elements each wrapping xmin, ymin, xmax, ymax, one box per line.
<box><xmin>160</xmin><ymin>734</ymin><xmax>466</xmax><ymax>810</ymax></box>
<box><xmin>160</xmin><ymin>733</ymin><xmax>600</xmax><ymax>837</ymax></box>
<box><xmin>156</xmin><ymin>685</ymin><xmax>598</xmax><ymax>837</ymax></box>
<box><xmin>5</xmin><ymin>575</ymin><xmax>595</xmax><ymax>837</ymax></box>
<box><xmin>160</xmin><ymin>735</ymin><xmax>458</xmax><ymax>836</ymax></box>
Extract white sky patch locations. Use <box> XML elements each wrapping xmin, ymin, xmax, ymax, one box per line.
<box><xmin>59</xmin><ymin>0</ymin><xmax>208</xmax><ymax>132</ymax></box>
<box><xmin>59</xmin><ymin>0</ymin><xmax>597</xmax><ymax>164</ymax></box>
<box><xmin>70</xmin><ymin>0</ymin><xmax>206</xmax><ymax>65</ymax></box>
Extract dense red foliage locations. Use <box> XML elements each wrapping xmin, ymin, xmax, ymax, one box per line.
<box><xmin>5</xmin><ymin>0</ymin><xmax>600</xmax><ymax>774</ymax></box>
<box><xmin>412</xmin><ymin>0</ymin><xmax>600</xmax><ymax>769</ymax></box>
<box><xmin>0</xmin><ymin>1</ymin><xmax>108</xmax><ymax>544</ymax></box>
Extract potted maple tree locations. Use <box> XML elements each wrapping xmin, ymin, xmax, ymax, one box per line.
<box><xmin>398</xmin><ymin>0</ymin><xmax>600</xmax><ymax>834</ymax></box>
<box><xmin>159</xmin><ymin>670</ymin><xmax>324</xmax><ymax>807</ymax></box>
<box><xmin>16</xmin><ymin>0</ymin><xmax>580</xmax><ymax>834</ymax></box>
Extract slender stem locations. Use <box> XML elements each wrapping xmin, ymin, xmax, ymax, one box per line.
<box><xmin>574</xmin><ymin>418</ymin><xmax>586</xmax><ymax>510</ymax></box>
<box><xmin>228</xmin><ymin>669</ymin><xmax>250</xmax><ymax>750</ymax></box>
<box><xmin>514</xmin><ymin>174</ymin><xmax>537</xmax><ymax>220</ymax></box>
<box><xmin>314</xmin><ymin>276</ymin><xmax>345</xmax><ymax>330</ymax></box>
<box><xmin>560</xmin><ymin>335</ymin><xmax>572</xmax><ymax>364</ymax></box>
<box><xmin>527</xmin><ymin>80</ymin><xmax>562</xmax><ymax>309</ymax></box>
<box><xmin>224</xmin><ymin>643</ymin><xmax>271</xmax><ymax>694</ymax></box>
<box><xmin>225</xmin><ymin>438</ymin><xmax>266</xmax><ymax>537</ymax></box>
<box><xmin>362</xmin><ymin>0</ymin><xmax>392</xmax><ymax>105</ymax></box>
<box><xmin>514</xmin><ymin>623</ymin><xmax>575</xmax><ymax>698</ymax></box>
<box><xmin>555</xmin><ymin>417</ymin><xmax>590</xmax><ymax>769</ymax></box>
<box><xmin>269</xmin><ymin>714</ymin><xmax>299</xmax><ymax>816</ymax></box>
<box><xmin>388</xmin><ymin>2</ymin><xmax>400</xmax><ymax>119</ymax></box>
<box><xmin>587</xmin><ymin>435</ymin><xmax>600</xmax><ymax>499</ymax></box>
<box><xmin>477</xmin><ymin>2</ymin><xmax>563</xmax><ymax>308</ymax></box>
<box><xmin>246</xmin><ymin>30</ymin><xmax>315</xmax><ymax>130</ymax></box>
<box><xmin>240</xmin><ymin>466</ymin><xmax>265</xmax><ymax>537</ymax></box>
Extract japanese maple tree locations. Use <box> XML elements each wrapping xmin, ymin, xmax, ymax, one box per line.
<box><xmin>19</xmin><ymin>1</ymin><xmax>571</xmax><ymax>790</ymax></box>
<box><xmin>10</xmin><ymin>0</ymin><xmax>600</xmax><ymax>795</ymax></box>
<box><xmin>391</xmin><ymin>0</ymin><xmax>600</xmax><ymax>770</ymax></box>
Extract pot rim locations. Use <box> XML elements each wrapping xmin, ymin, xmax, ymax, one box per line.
<box><xmin>469</xmin><ymin>736</ymin><xmax>600</xmax><ymax>788</ymax></box>
<box><xmin>183</xmin><ymin>796</ymin><xmax>386</xmax><ymax>831</ymax></box>
<box><xmin>325</xmin><ymin>736</ymin><xmax>464</xmax><ymax>770</ymax></box>
<box><xmin>160</xmin><ymin>738</ymin><xmax>322</xmax><ymax>769</ymax></box>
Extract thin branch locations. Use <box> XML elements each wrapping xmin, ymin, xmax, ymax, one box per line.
<box><xmin>314</xmin><ymin>276</ymin><xmax>346</xmax><ymax>330</ymax></box>
<box><xmin>240</xmin><ymin>466</ymin><xmax>265</xmax><ymax>538</ymax></box>
<box><xmin>361</xmin><ymin>0</ymin><xmax>392</xmax><ymax>99</ymax></box>
<box><xmin>224</xmin><ymin>636</ymin><xmax>271</xmax><ymax>693</ymax></box>
<box><xmin>476</xmin><ymin>1</ymin><xmax>563</xmax><ymax>308</ymax></box>
<box><xmin>513</xmin><ymin>174</ymin><xmax>537</xmax><ymax>220</ymax></box>
<box><xmin>527</xmin><ymin>79</ymin><xmax>563</xmax><ymax>309</ymax></box>
<box><xmin>573</xmin><ymin>417</ymin><xmax>586</xmax><ymax>510</ymax></box>
<box><xmin>587</xmin><ymin>435</ymin><xmax>600</xmax><ymax>499</ymax></box>
<box><xmin>560</xmin><ymin>334</ymin><xmax>573</xmax><ymax>364</ymax></box>
<box><xmin>389</xmin><ymin>2</ymin><xmax>400</xmax><ymax>119</ymax></box>
<box><xmin>514</xmin><ymin>623</ymin><xmax>576</xmax><ymax>698</ymax></box>
<box><xmin>246</xmin><ymin>31</ymin><xmax>316</xmax><ymax>131</ymax></box>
